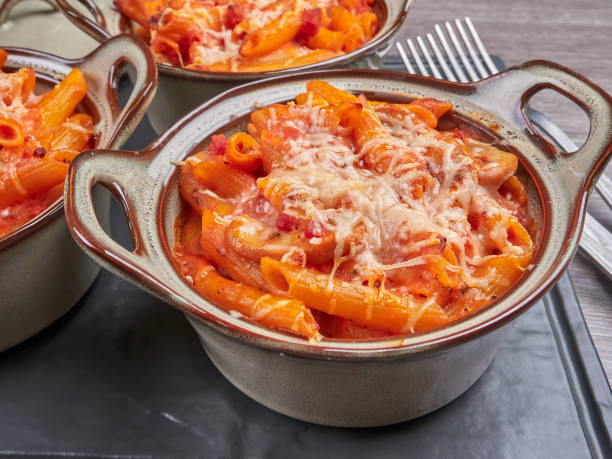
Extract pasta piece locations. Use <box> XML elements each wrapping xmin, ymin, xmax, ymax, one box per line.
<box><xmin>340</xmin><ymin>102</ymin><xmax>433</xmax><ymax>193</ymax></box>
<box><xmin>260</xmin><ymin>257</ymin><xmax>451</xmax><ymax>334</ymax></box>
<box><xmin>175</xmin><ymin>207</ymin><xmax>204</xmax><ymax>255</ymax></box>
<box><xmin>190</xmin><ymin>155</ymin><xmax>256</xmax><ymax>199</ymax></box>
<box><xmin>306</xmin><ymin>80</ymin><xmax>359</xmax><ymax>104</ymax></box>
<box><xmin>241</xmin><ymin>11</ymin><xmax>301</xmax><ymax>58</ymax></box>
<box><xmin>115</xmin><ymin>0</ymin><xmax>149</xmax><ymax>27</ymax></box>
<box><xmin>0</xmin><ymin>117</ymin><xmax>24</xmax><ymax>147</ymax></box>
<box><xmin>227</xmin><ymin>214</ymin><xmax>336</xmax><ymax>265</ymax></box>
<box><xmin>410</xmin><ymin>98</ymin><xmax>453</xmax><ymax>120</ymax></box>
<box><xmin>404</xmin><ymin>104</ymin><xmax>438</xmax><ymax>129</ymax></box>
<box><xmin>342</xmin><ymin>25</ymin><xmax>366</xmax><ymax>53</ymax></box>
<box><xmin>35</xmin><ymin>68</ymin><xmax>88</xmax><ymax>129</ymax></box>
<box><xmin>307</xmin><ymin>27</ymin><xmax>345</xmax><ymax>52</ymax></box>
<box><xmin>329</xmin><ymin>6</ymin><xmax>359</xmax><ymax>32</ymax></box>
<box><xmin>359</xmin><ymin>12</ymin><xmax>378</xmax><ymax>39</ymax></box>
<box><xmin>284</xmin><ymin>49</ymin><xmax>342</xmax><ymax>68</ymax></box>
<box><xmin>0</xmin><ymin>160</ymin><xmax>68</xmax><ymax>208</ymax></box>
<box><xmin>176</xmin><ymin>254</ymin><xmax>320</xmax><ymax>339</ymax></box>
<box><xmin>225</xmin><ymin>132</ymin><xmax>262</xmax><ymax>172</ymax></box>
<box><xmin>294</xmin><ymin>92</ymin><xmax>328</xmax><ymax>106</ymax></box>
<box><xmin>468</xmin><ymin>140</ymin><xmax>518</xmax><ymax>189</ymax></box>
<box><xmin>178</xmin><ymin>161</ymin><xmax>231</xmax><ymax>215</ymax></box>
<box><xmin>50</xmin><ymin>113</ymin><xmax>94</xmax><ymax>150</ymax></box>
<box><xmin>200</xmin><ymin>208</ymin><xmax>268</xmax><ymax>290</ymax></box>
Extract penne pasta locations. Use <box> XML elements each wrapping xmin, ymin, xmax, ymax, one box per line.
<box><xmin>0</xmin><ymin>53</ymin><xmax>92</xmax><ymax>238</ymax></box>
<box><xmin>307</xmin><ymin>27</ymin><xmax>345</xmax><ymax>52</ymax></box>
<box><xmin>329</xmin><ymin>6</ymin><xmax>359</xmax><ymax>32</ymax></box>
<box><xmin>241</xmin><ymin>11</ymin><xmax>301</xmax><ymax>57</ymax></box>
<box><xmin>116</xmin><ymin>0</ymin><xmax>379</xmax><ymax>72</ymax></box>
<box><xmin>0</xmin><ymin>117</ymin><xmax>24</xmax><ymax>147</ymax></box>
<box><xmin>0</xmin><ymin>160</ymin><xmax>68</xmax><ymax>208</ymax></box>
<box><xmin>190</xmin><ymin>155</ymin><xmax>257</xmax><ymax>199</ymax></box>
<box><xmin>172</xmin><ymin>82</ymin><xmax>534</xmax><ymax>340</ymax></box>
<box><xmin>260</xmin><ymin>257</ymin><xmax>451</xmax><ymax>334</ymax></box>
<box><xmin>225</xmin><ymin>132</ymin><xmax>262</xmax><ymax>172</ymax></box>
<box><xmin>49</xmin><ymin>113</ymin><xmax>94</xmax><ymax>151</ymax></box>
<box><xmin>200</xmin><ymin>208</ymin><xmax>268</xmax><ymax>290</ymax></box>
<box><xmin>175</xmin><ymin>254</ymin><xmax>320</xmax><ymax>339</ymax></box>
<box><xmin>35</xmin><ymin>68</ymin><xmax>88</xmax><ymax>129</ymax></box>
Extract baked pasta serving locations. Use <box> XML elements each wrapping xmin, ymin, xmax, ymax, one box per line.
<box><xmin>115</xmin><ymin>0</ymin><xmax>379</xmax><ymax>72</ymax></box>
<box><xmin>0</xmin><ymin>50</ymin><xmax>93</xmax><ymax>239</ymax></box>
<box><xmin>174</xmin><ymin>81</ymin><xmax>534</xmax><ymax>341</ymax></box>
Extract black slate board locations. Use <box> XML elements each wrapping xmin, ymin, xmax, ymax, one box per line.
<box><xmin>1</xmin><ymin>56</ymin><xmax>611</xmax><ymax>459</ymax></box>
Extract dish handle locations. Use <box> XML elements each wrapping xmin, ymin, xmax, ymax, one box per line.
<box><xmin>76</xmin><ymin>34</ymin><xmax>158</xmax><ymax>149</ymax></box>
<box><xmin>471</xmin><ymin>60</ymin><xmax>612</xmax><ymax>196</ymax></box>
<box><xmin>65</xmin><ymin>149</ymin><xmax>163</xmax><ymax>291</ymax></box>
<box><xmin>0</xmin><ymin>0</ymin><xmax>111</xmax><ymax>41</ymax></box>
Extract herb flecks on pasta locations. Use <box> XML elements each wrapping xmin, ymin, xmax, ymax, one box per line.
<box><xmin>173</xmin><ymin>81</ymin><xmax>534</xmax><ymax>340</ymax></box>
<box><xmin>0</xmin><ymin>50</ymin><xmax>93</xmax><ymax>238</ymax></box>
<box><xmin>115</xmin><ymin>0</ymin><xmax>379</xmax><ymax>72</ymax></box>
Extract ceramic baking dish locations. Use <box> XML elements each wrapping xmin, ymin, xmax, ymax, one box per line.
<box><xmin>0</xmin><ymin>35</ymin><xmax>157</xmax><ymax>351</ymax></box>
<box><xmin>64</xmin><ymin>62</ymin><xmax>612</xmax><ymax>426</ymax></box>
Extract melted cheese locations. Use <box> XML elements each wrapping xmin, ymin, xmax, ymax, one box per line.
<box><xmin>0</xmin><ymin>73</ymin><xmax>38</xmax><ymax>125</ymax></box>
<box><xmin>255</xmin><ymin>99</ymin><xmax>531</xmax><ymax>289</ymax></box>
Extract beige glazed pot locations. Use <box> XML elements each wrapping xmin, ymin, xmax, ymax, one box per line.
<box><xmin>65</xmin><ymin>64</ymin><xmax>612</xmax><ymax>426</ymax></box>
<box><xmin>6</xmin><ymin>0</ymin><xmax>415</xmax><ymax>134</ymax></box>
<box><xmin>0</xmin><ymin>35</ymin><xmax>157</xmax><ymax>351</ymax></box>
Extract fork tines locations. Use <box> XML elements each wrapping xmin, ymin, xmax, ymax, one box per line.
<box><xmin>395</xmin><ymin>17</ymin><xmax>498</xmax><ymax>82</ymax></box>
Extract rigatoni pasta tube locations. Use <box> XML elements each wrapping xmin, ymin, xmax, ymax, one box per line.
<box><xmin>260</xmin><ymin>257</ymin><xmax>451</xmax><ymax>334</ymax></box>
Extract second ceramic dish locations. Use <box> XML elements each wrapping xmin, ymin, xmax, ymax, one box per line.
<box><xmin>2</xmin><ymin>0</ymin><xmax>414</xmax><ymax>133</ymax></box>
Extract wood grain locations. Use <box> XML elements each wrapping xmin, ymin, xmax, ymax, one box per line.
<box><xmin>391</xmin><ymin>0</ymin><xmax>612</xmax><ymax>385</ymax></box>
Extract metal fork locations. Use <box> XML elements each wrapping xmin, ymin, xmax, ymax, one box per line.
<box><xmin>396</xmin><ymin>18</ymin><xmax>612</xmax><ymax>280</ymax></box>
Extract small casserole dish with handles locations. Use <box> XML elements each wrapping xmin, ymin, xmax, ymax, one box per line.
<box><xmin>0</xmin><ymin>0</ymin><xmax>414</xmax><ymax>133</ymax></box>
<box><xmin>0</xmin><ymin>35</ymin><xmax>157</xmax><ymax>351</ymax></box>
<box><xmin>65</xmin><ymin>63</ymin><xmax>612</xmax><ymax>427</ymax></box>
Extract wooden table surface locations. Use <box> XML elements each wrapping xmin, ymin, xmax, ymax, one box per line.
<box><xmin>390</xmin><ymin>0</ymin><xmax>612</xmax><ymax>385</ymax></box>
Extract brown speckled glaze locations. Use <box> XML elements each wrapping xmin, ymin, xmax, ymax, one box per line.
<box><xmin>0</xmin><ymin>35</ymin><xmax>157</xmax><ymax>351</ymax></box>
<box><xmin>20</xmin><ymin>0</ymin><xmax>414</xmax><ymax>133</ymax></box>
<box><xmin>65</xmin><ymin>64</ymin><xmax>612</xmax><ymax>426</ymax></box>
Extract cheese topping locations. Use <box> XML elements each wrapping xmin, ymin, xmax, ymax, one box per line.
<box><xmin>256</xmin><ymin>99</ymin><xmax>531</xmax><ymax>290</ymax></box>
